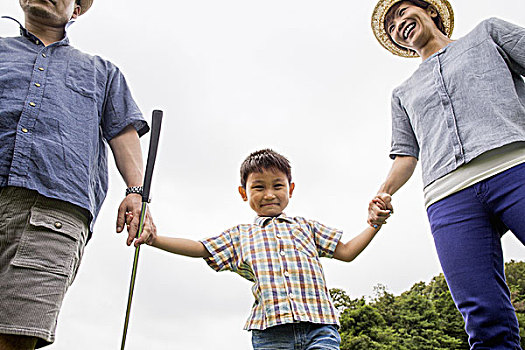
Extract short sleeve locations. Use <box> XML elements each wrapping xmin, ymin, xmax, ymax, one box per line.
<box><xmin>307</xmin><ymin>220</ymin><xmax>343</xmax><ymax>259</ymax></box>
<box><xmin>485</xmin><ymin>18</ymin><xmax>525</xmax><ymax>76</ymax></box>
<box><xmin>200</xmin><ymin>227</ymin><xmax>240</xmax><ymax>272</ymax></box>
<box><xmin>100</xmin><ymin>65</ymin><xmax>149</xmax><ymax>141</ymax></box>
<box><xmin>389</xmin><ymin>92</ymin><xmax>420</xmax><ymax>160</ymax></box>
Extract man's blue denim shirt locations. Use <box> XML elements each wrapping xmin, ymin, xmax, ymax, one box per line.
<box><xmin>390</xmin><ymin>18</ymin><xmax>525</xmax><ymax>188</ymax></box>
<box><xmin>0</xmin><ymin>17</ymin><xmax>149</xmax><ymax>232</ymax></box>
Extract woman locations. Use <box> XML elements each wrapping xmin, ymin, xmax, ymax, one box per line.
<box><xmin>368</xmin><ymin>0</ymin><xmax>525</xmax><ymax>349</ymax></box>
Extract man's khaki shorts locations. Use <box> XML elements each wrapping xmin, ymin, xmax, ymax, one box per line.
<box><xmin>0</xmin><ymin>187</ymin><xmax>89</xmax><ymax>348</ymax></box>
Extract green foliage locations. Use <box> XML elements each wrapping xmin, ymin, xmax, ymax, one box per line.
<box><xmin>332</xmin><ymin>260</ymin><xmax>525</xmax><ymax>350</ymax></box>
<box><xmin>506</xmin><ymin>260</ymin><xmax>525</xmax><ymax>348</ymax></box>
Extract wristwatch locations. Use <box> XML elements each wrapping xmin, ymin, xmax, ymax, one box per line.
<box><xmin>125</xmin><ymin>186</ymin><xmax>143</xmax><ymax>196</ymax></box>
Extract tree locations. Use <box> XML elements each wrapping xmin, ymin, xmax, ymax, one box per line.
<box><xmin>332</xmin><ymin>260</ymin><xmax>525</xmax><ymax>349</ymax></box>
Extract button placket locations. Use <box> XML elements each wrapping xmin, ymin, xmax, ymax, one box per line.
<box><xmin>434</xmin><ymin>56</ymin><xmax>465</xmax><ymax>165</ymax></box>
<box><xmin>12</xmin><ymin>48</ymin><xmax>50</xmax><ymax>178</ymax></box>
<box><xmin>272</xmin><ymin>220</ymin><xmax>299</xmax><ymax>317</ymax></box>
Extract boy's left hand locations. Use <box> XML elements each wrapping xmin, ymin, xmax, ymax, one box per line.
<box><xmin>125</xmin><ymin>212</ymin><xmax>156</xmax><ymax>246</ymax></box>
<box><xmin>368</xmin><ymin>193</ymin><xmax>392</xmax><ymax>227</ymax></box>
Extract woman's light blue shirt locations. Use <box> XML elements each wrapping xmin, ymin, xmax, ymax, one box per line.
<box><xmin>390</xmin><ymin>18</ymin><xmax>525</xmax><ymax>188</ymax></box>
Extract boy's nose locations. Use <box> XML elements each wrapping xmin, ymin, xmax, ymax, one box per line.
<box><xmin>263</xmin><ymin>191</ymin><xmax>276</xmax><ymax>199</ymax></box>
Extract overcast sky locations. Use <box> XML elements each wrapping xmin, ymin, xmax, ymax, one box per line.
<box><xmin>1</xmin><ymin>1</ymin><xmax>525</xmax><ymax>349</ymax></box>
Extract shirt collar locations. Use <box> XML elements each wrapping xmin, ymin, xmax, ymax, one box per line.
<box><xmin>1</xmin><ymin>16</ymin><xmax>71</xmax><ymax>46</ymax></box>
<box><xmin>254</xmin><ymin>214</ymin><xmax>295</xmax><ymax>227</ymax></box>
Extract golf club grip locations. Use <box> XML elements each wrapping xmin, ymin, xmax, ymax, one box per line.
<box><xmin>142</xmin><ymin>110</ymin><xmax>163</xmax><ymax>202</ymax></box>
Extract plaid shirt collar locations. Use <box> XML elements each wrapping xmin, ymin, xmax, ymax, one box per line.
<box><xmin>254</xmin><ymin>214</ymin><xmax>295</xmax><ymax>227</ymax></box>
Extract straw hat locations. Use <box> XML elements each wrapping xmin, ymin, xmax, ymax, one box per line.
<box><xmin>371</xmin><ymin>0</ymin><xmax>454</xmax><ymax>58</ymax></box>
<box><xmin>79</xmin><ymin>0</ymin><xmax>93</xmax><ymax>15</ymax></box>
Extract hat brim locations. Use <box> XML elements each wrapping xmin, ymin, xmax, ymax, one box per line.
<box><xmin>371</xmin><ymin>0</ymin><xmax>454</xmax><ymax>58</ymax></box>
<box><xmin>79</xmin><ymin>0</ymin><xmax>93</xmax><ymax>15</ymax></box>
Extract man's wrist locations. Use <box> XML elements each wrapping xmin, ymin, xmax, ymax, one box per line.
<box><xmin>125</xmin><ymin>186</ymin><xmax>143</xmax><ymax>196</ymax></box>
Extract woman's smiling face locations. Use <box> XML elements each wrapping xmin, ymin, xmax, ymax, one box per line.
<box><xmin>384</xmin><ymin>1</ymin><xmax>440</xmax><ymax>53</ymax></box>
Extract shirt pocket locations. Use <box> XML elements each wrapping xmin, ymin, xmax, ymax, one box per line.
<box><xmin>65</xmin><ymin>56</ymin><xmax>97</xmax><ymax>121</ymax></box>
<box><xmin>12</xmin><ymin>206</ymin><xmax>87</xmax><ymax>278</ymax></box>
<box><xmin>292</xmin><ymin>227</ymin><xmax>318</xmax><ymax>258</ymax></box>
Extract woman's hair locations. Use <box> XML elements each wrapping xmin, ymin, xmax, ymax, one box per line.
<box><xmin>240</xmin><ymin>149</ymin><xmax>292</xmax><ymax>189</ymax></box>
<box><xmin>409</xmin><ymin>0</ymin><xmax>447</xmax><ymax>34</ymax></box>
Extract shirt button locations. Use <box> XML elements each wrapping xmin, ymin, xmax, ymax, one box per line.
<box><xmin>21</xmin><ymin>128</ymin><xmax>28</xmax><ymax>133</ymax></box>
<box><xmin>289</xmin><ymin>293</ymin><xmax>295</xmax><ymax>299</ymax></box>
<box><xmin>29</xmin><ymin>102</ymin><xmax>36</xmax><ymax>107</ymax></box>
<box><xmin>54</xmin><ymin>222</ymin><xmax>63</xmax><ymax>229</ymax></box>
<box><xmin>42</xmin><ymin>53</ymin><xmax>47</xmax><ymax>58</ymax></box>
<box><xmin>35</xmin><ymin>40</ymin><xmax>40</xmax><ymax>45</ymax></box>
<box><xmin>280</xmin><ymin>251</ymin><xmax>285</xmax><ymax>256</ymax></box>
<box><xmin>38</xmin><ymin>67</ymin><xmax>44</xmax><ymax>71</ymax></box>
<box><xmin>275</xmin><ymin>234</ymin><xmax>281</xmax><ymax>239</ymax></box>
<box><xmin>35</xmin><ymin>83</ymin><xmax>41</xmax><ymax>87</ymax></box>
<box><xmin>284</xmin><ymin>271</ymin><xmax>290</xmax><ymax>277</ymax></box>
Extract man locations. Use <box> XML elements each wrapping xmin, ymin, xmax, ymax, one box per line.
<box><xmin>0</xmin><ymin>0</ymin><xmax>156</xmax><ymax>348</ymax></box>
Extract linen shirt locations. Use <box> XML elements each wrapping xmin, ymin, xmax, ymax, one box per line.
<box><xmin>201</xmin><ymin>215</ymin><xmax>342</xmax><ymax>330</ymax></box>
<box><xmin>390</xmin><ymin>18</ymin><xmax>525</xmax><ymax>188</ymax></box>
<box><xmin>0</xmin><ymin>17</ymin><xmax>149</xmax><ymax>230</ymax></box>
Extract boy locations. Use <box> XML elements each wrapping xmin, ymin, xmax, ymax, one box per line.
<box><xmin>145</xmin><ymin>149</ymin><xmax>387</xmax><ymax>349</ymax></box>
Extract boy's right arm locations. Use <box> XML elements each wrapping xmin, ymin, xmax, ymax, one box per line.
<box><xmin>151</xmin><ymin>236</ymin><xmax>212</xmax><ymax>258</ymax></box>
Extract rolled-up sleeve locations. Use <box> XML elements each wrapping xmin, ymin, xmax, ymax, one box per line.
<box><xmin>389</xmin><ymin>92</ymin><xmax>420</xmax><ymax>160</ymax></box>
<box><xmin>487</xmin><ymin>17</ymin><xmax>525</xmax><ymax>77</ymax></box>
<box><xmin>200</xmin><ymin>227</ymin><xmax>239</xmax><ymax>272</ymax></box>
<box><xmin>101</xmin><ymin>65</ymin><xmax>149</xmax><ymax>141</ymax></box>
<box><xmin>308</xmin><ymin>220</ymin><xmax>343</xmax><ymax>259</ymax></box>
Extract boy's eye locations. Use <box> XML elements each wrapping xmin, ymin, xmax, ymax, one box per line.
<box><xmin>399</xmin><ymin>8</ymin><xmax>406</xmax><ymax>16</ymax></box>
<box><xmin>252</xmin><ymin>185</ymin><xmax>264</xmax><ymax>190</ymax></box>
<box><xmin>389</xmin><ymin>24</ymin><xmax>395</xmax><ymax>33</ymax></box>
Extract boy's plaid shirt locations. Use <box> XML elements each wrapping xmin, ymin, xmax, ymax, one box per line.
<box><xmin>200</xmin><ymin>214</ymin><xmax>342</xmax><ymax>330</ymax></box>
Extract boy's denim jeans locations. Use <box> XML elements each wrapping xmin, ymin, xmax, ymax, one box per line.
<box><xmin>251</xmin><ymin>322</ymin><xmax>340</xmax><ymax>350</ymax></box>
<box><xmin>427</xmin><ymin>162</ymin><xmax>525</xmax><ymax>350</ymax></box>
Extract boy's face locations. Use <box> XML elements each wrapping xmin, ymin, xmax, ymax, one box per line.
<box><xmin>238</xmin><ymin>168</ymin><xmax>295</xmax><ymax>217</ymax></box>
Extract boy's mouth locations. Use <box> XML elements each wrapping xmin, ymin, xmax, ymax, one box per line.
<box><xmin>261</xmin><ymin>203</ymin><xmax>279</xmax><ymax>207</ymax></box>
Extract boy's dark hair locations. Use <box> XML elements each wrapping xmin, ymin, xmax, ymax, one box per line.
<box><xmin>240</xmin><ymin>149</ymin><xmax>292</xmax><ymax>189</ymax></box>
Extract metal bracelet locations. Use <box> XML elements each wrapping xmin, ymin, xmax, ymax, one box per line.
<box><xmin>125</xmin><ymin>186</ymin><xmax>143</xmax><ymax>196</ymax></box>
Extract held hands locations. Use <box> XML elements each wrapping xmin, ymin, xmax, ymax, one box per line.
<box><xmin>368</xmin><ymin>193</ymin><xmax>393</xmax><ymax>227</ymax></box>
<box><xmin>116</xmin><ymin>193</ymin><xmax>157</xmax><ymax>247</ymax></box>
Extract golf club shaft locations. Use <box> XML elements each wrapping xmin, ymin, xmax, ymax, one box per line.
<box><xmin>120</xmin><ymin>110</ymin><xmax>163</xmax><ymax>349</ymax></box>
<box><xmin>120</xmin><ymin>202</ymin><xmax>147</xmax><ymax>350</ymax></box>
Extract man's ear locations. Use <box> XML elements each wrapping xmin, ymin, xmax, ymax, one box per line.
<box><xmin>289</xmin><ymin>183</ymin><xmax>295</xmax><ymax>198</ymax></box>
<box><xmin>238</xmin><ymin>186</ymin><xmax>248</xmax><ymax>201</ymax></box>
<box><xmin>71</xmin><ymin>4</ymin><xmax>81</xmax><ymax>20</ymax></box>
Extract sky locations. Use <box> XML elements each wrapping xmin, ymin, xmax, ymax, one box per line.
<box><xmin>1</xmin><ymin>1</ymin><xmax>525</xmax><ymax>349</ymax></box>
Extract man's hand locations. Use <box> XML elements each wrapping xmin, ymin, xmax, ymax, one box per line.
<box><xmin>116</xmin><ymin>193</ymin><xmax>157</xmax><ymax>247</ymax></box>
<box><xmin>368</xmin><ymin>193</ymin><xmax>392</xmax><ymax>227</ymax></box>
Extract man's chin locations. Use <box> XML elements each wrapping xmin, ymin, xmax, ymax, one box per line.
<box><xmin>25</xmin><ymin>5</ymin><xmax>55</xmax><ymax>20</ymax></box>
